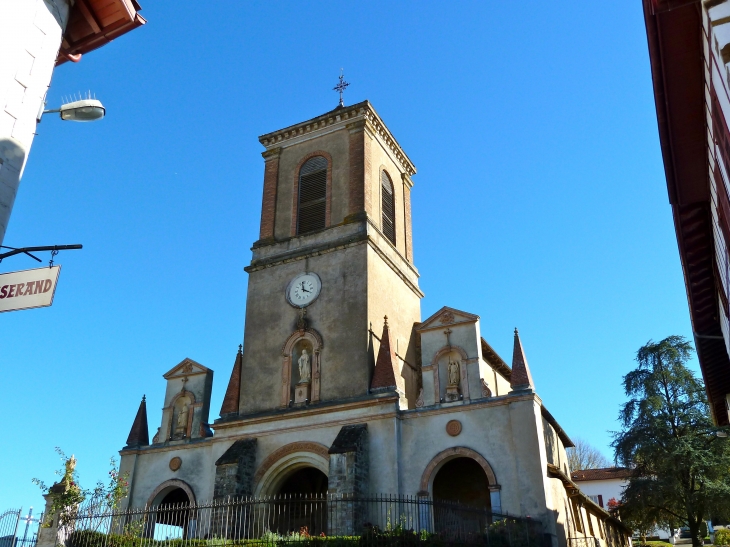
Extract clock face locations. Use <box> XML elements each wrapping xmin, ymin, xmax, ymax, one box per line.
<box><xmin>286</xmin><ymin>273</ymin><xmax>322</xmax><ymax>308</ymax></box>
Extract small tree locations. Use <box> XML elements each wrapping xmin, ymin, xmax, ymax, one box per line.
<box><xmin>612</xmin><ymin>336</ymin><xmax>730</xmax><ymax>547</ymax></box>
<box><xmin>567</xmin><ymin>438</ymin><xmax>612</xmax><ymax>471</ymax></box>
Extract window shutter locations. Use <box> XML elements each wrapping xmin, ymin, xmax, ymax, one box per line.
<box><xmin>297</xmin><ymin>157</ymin><xmax>327</xmax><ymax>235</ymax></box>
<box><xmin>381</xmin><ymin>171</ymin><xmax>396</xmax><ymax>244</ymax></box>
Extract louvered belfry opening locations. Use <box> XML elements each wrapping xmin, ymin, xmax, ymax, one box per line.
<box><xmin>381</xmin><ymin>171</ymin><xmax>396</xmax><ymax>244</ymax></box>
<box><xmin>297</xmin><ymin>156</ymin><xmax>328</xmax><ymax>235</ymax></box>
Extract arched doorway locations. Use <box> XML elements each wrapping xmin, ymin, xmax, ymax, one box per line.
<box><xmin>146</xmin><ymin>481</ymin><xmax>196</xmax><ymax>540</ymax></box>
<box><xmin>272</xmin><ymin>467</ymin><xmax>328</xmax><ymax>536</ymax></box>
<box><xmin>433</xmin><ymin>457</ymin><xmax>491</xmax><ymax>508</ymax></box>
<box><xmin>278</xmin><ymin>467</ymin><xmax>328</xmax><ymax>496</ymax></box>
<box><xmin>422</xmin><ymin>450</ymin><xmax>498</xmax><ymax>536</ymax></box>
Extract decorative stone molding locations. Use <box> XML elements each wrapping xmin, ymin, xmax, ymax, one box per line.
<box><xmin>281</xmin><ymin>328</ymin><xmax>323</xmax><ymax>407</ymax></box>
<box><xmin>445</xmin><ymin>420</ymin><xmax>462</xmax><ymax>437</ymax></box>
<box><xmin>258</xmin><ymin>101</ymin><xmax>416</xmax><ymax>177</ymax></box>
<box><xmin>169</xmin><ymin>457</ymin><xmax>182</xmax><ymax>471</ymax></box>
<box><xmin>415</xmin><ymin>388</ymin><xmax>425</xmax><ymax>408</ymax></box>
<box><xmin>145</xmin><ymin>479</ymin><xmax>196</xmax><ymax>507</ymax></box>
<box><xmin>439</xmin><ymin>312</ymin><xmax>455</xmax><ymax>325</ymax></box>
<box><xmin>420</xmin><ymin>447</ymin><xmax>498</xmax><ymax>493</ymax></box>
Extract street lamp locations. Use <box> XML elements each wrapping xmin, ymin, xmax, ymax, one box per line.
<box><xmin>41</xmin><ymin>95</ymin><xmax>105</xmax><ymax>122</ymax></box>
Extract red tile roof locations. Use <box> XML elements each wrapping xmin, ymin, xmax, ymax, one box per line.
<box><xmin>571</xmin><ymin>467</ymin><xmax>632</xmax><ymax>482</ymax></box>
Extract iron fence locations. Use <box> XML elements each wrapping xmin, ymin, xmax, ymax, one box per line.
<box><xmin>0</xmin><ymin>508</ymin><xmax>41</xmax><ymax>547</ymax></box>
<box><xmin>59</xmin><ymin>495</ymin><xmax>544</xmax><ymax>547</ymax></box>
<box><xmin>567</xmin><ymin>538</ymin><xmax>600</xmax><ymax>547</ymax></box>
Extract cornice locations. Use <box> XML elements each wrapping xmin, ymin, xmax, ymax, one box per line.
<box><xmin>258</xmin><ymin>101</ymin><xmax>417</xmax><ymax>177</ymax></box>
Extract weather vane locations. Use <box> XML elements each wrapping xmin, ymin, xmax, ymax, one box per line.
<box><xmin>333</xmin><ymin>69</ymin><xmax>350</xmax><ymax>107</ymax></box>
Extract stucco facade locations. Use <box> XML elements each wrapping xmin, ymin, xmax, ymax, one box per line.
<box><xmin>119</xmin><ymin>102</ymin><xmax>631</xmax><ymax>547</ymax></box>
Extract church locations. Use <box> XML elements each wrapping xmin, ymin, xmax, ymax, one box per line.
<box><xmin>118</xmin><ymin>100</ymin><xmax>630</xmax><ymax>547</ymax></box>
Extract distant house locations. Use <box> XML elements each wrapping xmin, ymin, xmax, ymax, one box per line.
<box><xmin>573</xmin><ymin>467</ymin><xmax>673</xmax><ymax>540</ymax></box>
<box><xmin>572</xmin><ymin>468</ymin><xmax>633</xmax><ymax>510</ymax></box>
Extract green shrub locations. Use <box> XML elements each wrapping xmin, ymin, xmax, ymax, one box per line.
<box><xmin>715</xmin><ymin>528</ymin><xmax>730</xmax><ymax>546</ymax></box>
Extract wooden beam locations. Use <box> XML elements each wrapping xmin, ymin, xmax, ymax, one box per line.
<box><xmin>77</xmin><ymin>0</ymin><xmax>102</xmax><ymax>34</ymax></box>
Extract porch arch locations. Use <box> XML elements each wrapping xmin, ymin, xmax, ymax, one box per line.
<box><xmin>420</xmin><ymin>447</ymin><xmax>501</xmax><ymax>511</ymax></box>
<box><xmin>145</xmin><ymin>478</ymin><xmax>196</xmax><ymax>507</ymax></box>
<box><xmin>253</xmin><ymin>441</ymin><xmax>330</xmax><ymax>496</ymax></box>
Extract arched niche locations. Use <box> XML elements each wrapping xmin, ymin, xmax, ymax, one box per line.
<box><xmin>168</xmin><ymin>391</ymin><xmax>196</xmax><ymax>440</ymax></box>
<box><xmin>253</xmin><ymin>441</ymin><xmax>330</xmax><ymax>496</ymax></box>
<box><xmin>431</xmin><ymin>345</ymin><xmax>470</xmax><ymax>402</ymax></box>
<box><xmin>281</xmin><ymin>329</ymin><xmax>323</xmax><ymax>407</ymax></box>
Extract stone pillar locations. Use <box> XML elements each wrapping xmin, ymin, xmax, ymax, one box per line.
<box><xmin>258</xmin><ymin>147</ymin><xmax>281</xmax><ymax>243</ymax></box>
<box><xmin>213</xmin><ymin>439</ymin><xmax>257</xmax><ymax>538</ymax></box>
<box><xmin>416</xmin><ymin>491</ymin><xmax>433</xmax><ymax>533</ymax></box>
<box><xmin>328</xmin><ymin>424</ymin><xmax>368</xmax><ymax>535</ymax></box>
<box><xmin>489</xmin><ymin>486</ymin><xmax>502</xmax><ymax>515</ymax></box>
<box><xmin>214</xmin><ymin>439</ymin><xmax>257</xmax><ymax>498</ymax></box>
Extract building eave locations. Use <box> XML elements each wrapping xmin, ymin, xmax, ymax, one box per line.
<box><xmin>56</xmin><ymin>0</ymin><xmax>146</xmax><ymax>65</ymax></box>
<box><xmin>642</xmin><ymin>0</ymin><xmax>730</xmax><ymax>424</ymax></box>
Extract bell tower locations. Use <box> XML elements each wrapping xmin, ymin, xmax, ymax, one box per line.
<box><xmin>234</xmin><ymin>101</ymin><xmax>422</xmax><ymax>416</ymax></box>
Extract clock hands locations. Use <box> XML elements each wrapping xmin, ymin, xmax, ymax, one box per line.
<box><xmin>300</xmin><ymin>281</ymin><xmax>310</xmax><ymax>293</ymax></box>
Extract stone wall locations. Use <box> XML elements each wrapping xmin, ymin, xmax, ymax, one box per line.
<box><xmin>214</xmin><ymin>438</ymin><xmax>257</xmax><ymax>498</ymax></box>
<box><xmin>0</xmin><ymin>0</ymin><xmax>70</xmax><ymax>244</ymax></box>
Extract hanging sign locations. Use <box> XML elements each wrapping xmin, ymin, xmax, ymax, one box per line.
<box><xmin>0</xmin><ymin>266</ymin><xmax>61</xmax><ymax>313</ymax></box>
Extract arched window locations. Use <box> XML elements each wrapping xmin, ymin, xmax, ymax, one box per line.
<box><xmin>381</xmin><ymin>170</ymin><xmax>396</xmax><ymax>244</ymax></box>
<box><xmin>297</xmin><ymin>156</ymin><xmax>328</xmax><ymax>235</ymax></box>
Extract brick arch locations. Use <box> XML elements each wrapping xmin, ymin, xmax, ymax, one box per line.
<box><xmin>253</xmin><ymin>441</ymin><xmax>330</xmax><ymax>496</ymax></box>
<box><xmin>420</xmin><ymin>446</ymin><xmax>498</xmax><ymax>493</ymax></box>
<box><xmin>291</xmin><ymin>150</ymin><xmax>334</xmax><ymax>236</ymax></box>
<box><xmin>146</xmin><ymin>478</ymin><xmax>196</xmax><ymax>507</ymax></box>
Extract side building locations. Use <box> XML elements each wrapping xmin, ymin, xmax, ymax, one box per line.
<box><xmin>0</xmin><ymin>0</ymin><xmax>145</xmax><ymax>244</ymax></box>
<box><xmin>117</xmin><ymin>102</ymin><xmax>632</xmax><ymax>547</ymax></box>
<box><xmin>641</xmin><ymin>0</ymin><xmax>730</xmax><ymax>424</ymax></box>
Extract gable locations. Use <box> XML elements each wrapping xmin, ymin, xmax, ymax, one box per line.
<box><xmin>417</xmin><ymin>306</ymin><xmax>480</xmax><ymax>332</ymax></box>
<box><xmin>163</xmin><ymin>358</ymin><xmax>210</xmax><ymax>379</ymax></box>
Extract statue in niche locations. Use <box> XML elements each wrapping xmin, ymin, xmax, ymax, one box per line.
<box><xmin>174</xmin><ymin>397</ymin><xmax>190</xmax><ymax>438</ymax></box>
<box><xmin>298</xmin><ymin>349</ymin><xmax>311</xmax><ymax>383</ymax></box>
<box><xmin>447</xmin><ymin>359</ymin><xmax>460</xmax><ymax>386</ymax></box>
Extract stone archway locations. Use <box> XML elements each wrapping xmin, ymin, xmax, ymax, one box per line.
<box><xmin>420</xmin><ymin>447</ymin><xmax>501</xmax><ymax>513</ymax></box>
<box><xmin>146</xmin><ymin>479</ymin><xmax>196</xmax><ymax>507</ymax></box>
<box><xmin>144</xmin><ymin>480</ymin><xmax>197</xmax><ymax>539</ymax></box>
<box><xmin>254</xmin><ymin>442</ymin><xmax>330</xmax><ymax>497</ymax></box>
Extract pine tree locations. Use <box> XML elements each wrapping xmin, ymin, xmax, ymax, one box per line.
<box><xmin>612</xmin><ymin>336</ymin><xmax>730</xmax><ymax>547</ymax></box>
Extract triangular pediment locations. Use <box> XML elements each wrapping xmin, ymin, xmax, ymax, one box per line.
<box><xmin>417</xmin><ymin>306</ymin><xmax>480</xmax><ymax>332</ymax></box>
<box><xmin>163</xmin><ymin>358</ymin><xmax>210</xmax><ymax>379</ymax></box>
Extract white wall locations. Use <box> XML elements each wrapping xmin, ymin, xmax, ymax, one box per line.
<box><xmin>0</xmin><ymin>0</ymin><xmax>70</xmax><ymax>244</ymax></box>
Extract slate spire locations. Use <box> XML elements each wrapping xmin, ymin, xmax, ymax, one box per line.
<box><xmin>371</xmin><ymin>316</ymin><xmax>400</xmax><ymax>391</ymax></box>
<box><xmin>220</xmin><ymin>345</ymin><xmax>242</xmax><ymax>417</ymax></box>
<box><xmin>510</xmin><ymin>328</ymin><xmax>534</xmax><ymax>391</ymax></box>
<box><xmin>125</xmin><ymin>395</ymin><xmax>149</xmax><ymax>448</ymax></box>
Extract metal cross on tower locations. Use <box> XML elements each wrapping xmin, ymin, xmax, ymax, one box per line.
<box><xmin>333</xmin><ymin>69</ymin><xmax>350</xmax><ymax>107</ymax></box>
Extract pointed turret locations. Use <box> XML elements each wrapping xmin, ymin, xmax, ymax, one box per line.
<box><xmin>510</xmin><ymin>328</ymin><xmax>534</xmax><ymax>391</ymax></box>
<box><xmin>370</xmin><ymin>316</ymin><xmax>400</xmax><ymax>391</ymax></box>
<box><xmin>220</xmin><ymin>345</ymin><xmax>242</xmax><ymax>418</ymax></box>
<box><xmin>125</xmin><ymin>395</ymin><xmax>149</xmax><ymax>448</ymax></box>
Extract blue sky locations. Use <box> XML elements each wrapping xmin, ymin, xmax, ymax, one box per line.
<box><xmin>0</xmin><ymin>1</ymin><xmax>696</xmax><ymax>511</ymax></box>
